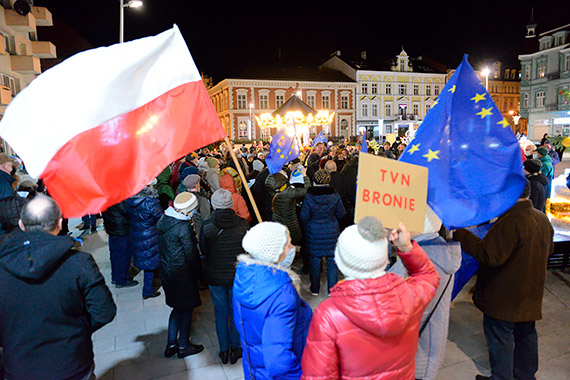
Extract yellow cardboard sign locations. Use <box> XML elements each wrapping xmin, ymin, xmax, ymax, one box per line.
<box><xmin>385</xmin><ymin>133</ymin><xmax>396</xmax><ymax>145</ymax></box>
<box><xmin>355</xmin><ymin>153</ymin><xmax>428</xmax><ymax>233</ymax></box>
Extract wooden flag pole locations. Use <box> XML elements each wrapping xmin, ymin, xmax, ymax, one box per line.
<box><xmin>223</xmin><ymin>136</ymin><xmax>263</xmax><ymax>223</ymax></box>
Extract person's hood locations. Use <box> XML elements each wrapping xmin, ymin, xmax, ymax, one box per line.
<box><xmin>539</xmin><ymin>154</ymin><xmax>552</xmax><ymax>164</ymax></box>
<box><xmin>211</xmin><ymin>208</ymin><xmax>241</xmax><ymax>229</ymax></box>
<box><xmin>156</xmin><ymin>211</ymin><xmax>188</xmax><ymax>234</ymax></box>
<box><xmin>219</xmin><ymin>173</ymin><xmax>237</xmax><ymax>193</ymax></box>
<box><xmin>233</xmin><ymin>254</ymin><xmax>300</xmax><ymax>308</ymax></box>
<box><xmin>164</xmin><ymin>206</ymin><xmax>191</xmax><ymax>220</ymax></box>
<box><xmin>329</xmin><ymin>274</ymin><xmax>415</xmax><ymax>337</ymax></box>
<box><xmin>527</xmin><ymin>173</ymin><xmax>549</xmax><ymax>186</ymax></box>
<box><xmin>413</xmin><ymin>234</ymin><xmax>462</xmax><ymax>275</ymax></box>
<box><xmin>0</xmin><ymin>229</ymin><xmax>74</xmax><ymax>280</ymax></box>
<box><xmin>265</xmin><ymin>173</ymin><xmax>288</xmax><ymax>191</ymax></box>
<box><xmin>307</xmin><ymin>186</ymin><xmax>335</xmax><ymax>204</ymax></box>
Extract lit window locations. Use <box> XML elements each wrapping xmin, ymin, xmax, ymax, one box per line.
<box><xmin>537</xmin><ymin>61</ymin><xmax>546</xmax><ymax>78</ymax></box>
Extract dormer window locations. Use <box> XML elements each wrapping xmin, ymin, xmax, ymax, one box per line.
<box><xmin>399</xmin><ymin>59</ymin><xmax>405</xmax><ymax>72</ymax></box>
<box><xmin>539</xmin><ymin>36</ymin><xmax>553</xmax><ymax>50</ymax></box>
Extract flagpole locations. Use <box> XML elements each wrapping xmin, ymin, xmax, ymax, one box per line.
<box><xmin>223</xmin><ymin>136</ymin><xmax>263</xmax><ymax>223</ymax></box>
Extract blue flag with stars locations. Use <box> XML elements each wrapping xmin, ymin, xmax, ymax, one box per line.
<box><xmin>312</xmin><ymin>132</ymin><xmax>327</xmax><ymax>147</ymax></box>
<box><xmin>399</xmin><ymin>55</ymin><xmax>525</xmax><ymax>229</ymax></box>
<box><xmin>361</xmin><ymin>132</ymin><xmax>367</xmax><ymax>153</ymax></box>
<box><xmin>266</xmin><ymin>121</ymin><xmax>301</xmax><ymax>175</ymax></box>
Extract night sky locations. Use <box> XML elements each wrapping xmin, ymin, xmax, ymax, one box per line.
<box><xmin>35</xmin><ymin>0</ymin><xmax>570</xmax><ymax>83</ymax></box>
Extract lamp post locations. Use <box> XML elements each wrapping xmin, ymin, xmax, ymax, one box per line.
<box><xmin>482</xmin><ymin>67</ymin><xmax>490</xmax><ymax>91</ymax></box>
<box><xmin>120</xmin><ymin>0</ymin><xmax>143</xmax><ymax>44</ymax></box>
<box><xmin>249</xmin><ymin>103</ymin><xmax>254</xmax><ymax>141</ymax></box>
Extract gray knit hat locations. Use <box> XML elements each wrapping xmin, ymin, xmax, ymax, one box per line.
<box><xmin>335</xmin><ymin>216</ymin><xmax>389</xmax><ymax>280</ymax></box>
<box><xmin>242</xmin><ymin>222</ymin><xmax>288</xmax><ymax>263</ymax></box>
<box><xmin>211</xmin><ymin>189</ymin><xmax>233</xmax><ymax>210</ymax></box>
<box><xmin>183</xmin><ymin>174</ymin><xmax>200</xmax><ymax>189</ymax></box>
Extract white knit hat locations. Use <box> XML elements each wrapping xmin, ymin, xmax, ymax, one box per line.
<box><xmin>423</xmin><ymin>206</ymin><xmax>442</xmax><ymax>234</ymax></box>
<box><xmin>173</xmin><ymin>192</ymin><xmax>198</xmax><ymax>212</ymax></box>
<box><xmin>335</xmin><ymin>216</ymin><xmax>389</xmax><ymax>280</ymax></box>
<box><xmin>242</xmin><ymin>222</ymin><xmax>288</xmax><ymax>263</ymax></box>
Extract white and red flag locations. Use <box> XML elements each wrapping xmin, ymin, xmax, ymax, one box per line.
<box><xmin>0</xmin><ymin>25</ymin><xmax>225</xmax><ymax>217</ymax></box>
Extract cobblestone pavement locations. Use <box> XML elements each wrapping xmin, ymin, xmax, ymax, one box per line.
<box><xmin>76</xmin><ymin>217</ymin><xmax>570</xmax><ymax>380</ymax></box>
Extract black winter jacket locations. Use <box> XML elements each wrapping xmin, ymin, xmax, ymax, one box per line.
<box><xmin>200</xmin><ymin>209</ymin><xmax>249</xmax><ymax>286</ymax></box>
<box><xmin>0</xmin><ymin>230</ymin><xmax>116</xmax><ymax>380</ymax></box>
<box><xmin>527</xmin><ymin>173</ymin><xmax>548</xmax><ymax>213</ymax></box>
<box><xmin>265</xmin><ymin>173</ymin><xmax>309</xmax><ymax>245</ymax></box>
<box><xmin>252</xmin><ymin>168</ymin><xmax>272</xmax><ymax>222</ymax></box>
<box><xmin>102</xmin><ymin>201</ymin><xmax>131</xmax><ymax>236</ymax></box>
<box><xmin>0</xmin><ymin>195</ymin><xmax>26</xmax><ymax>234</ymax></box>
<box><xmin>157</xmin><ymin>208</ymin><xmax>202</xmax><ymax>310</ymax></box>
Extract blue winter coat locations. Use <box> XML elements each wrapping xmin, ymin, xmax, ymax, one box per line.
<box><xmin>233</xmin><ymin>255</ymin><xmax>313</xmax><ymax>380</ymax></box>
<box><xmin>300</xmin><ymin>186</ymin><xmax>346</xmax><ymax>257</ymax></box>
<box><xmin>125</xmin><ymin>187</ymin><xmax>162</xmax><ymax>270</ymax></box>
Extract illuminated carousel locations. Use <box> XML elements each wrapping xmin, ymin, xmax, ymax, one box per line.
<box><xmin>255</xmin><ymin>94</ymin><xmax>334</xmax><ymax>145</ymax></box>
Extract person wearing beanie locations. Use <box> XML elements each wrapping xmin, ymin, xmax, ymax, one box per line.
<box><xmin>199</xmin><ymin>189</ymin><xmax>250</xmax><ymax>365</ymax></box>
<box><xmin>300</xmin><ymin>168</ymin><xmax>346</xmax><ymax>296</ymax></box>
<box><xmin>389</xmin><ymin>207</ymin><xmax>462</xmax><ymax>380</ymax></box>
<box><xmin>124</xmin><ymin>182</ymin><xmax>163</xmax><ymax>299</ymax></box>
<box><xmin>233</xmin><ymin>222</ymin><xmax>313</xmax><ymax>379</ymax></box>
<box><xmin>219</xmin><ymin>174</ymin><xmax>251</xmax><ymax>222</ymax></box>
<box><xmin>182</xmin><ymin>174</ymin><xmax>212</xmax><ymax>240</ymax></box>
<box><xmin>453</xmin><ymin>180</ymin><xmax>554</xmax><ymax>380</ymax></box>
<box><xmin>265</xmin><ymin>166</ymin><xmax>309</xmax><ymax>246</ymax></box>
<box><xmin>524</xmin><ymin>159</ymin><xmax>548</xmax><ymax>212</ymax></box>
<box><xmin>156</xmin><ymin>192</ymin><xmax>204</xmax><ymax>358</ymax></box>
<box><xmin>536</xmin><ymin>147</ymin><xmax>553</xmax><ymax>199</ymax></box>
<box><xmin>204</xmin><ymin>157</ymin><xmax>221</xmax><ymax>191</ymax></box>
<box><xmin>246</xmin><ymin>159</ymin><xmax>264</xmax><ymax>185</ymax></box>
<box><xmin>301</xmin><ymin>217</ymin><xmax>439</xmax><ymax>380</ymax></box>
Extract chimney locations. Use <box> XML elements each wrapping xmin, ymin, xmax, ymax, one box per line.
<box><xmin>361</xmin><ymin>51</ymin><xmax>367</xmax><ymax>60</ymax></box>
<box><xmin>330</xmin><ymin>50</ymin><xmax>341</xmax><ymax>58</ymax></box>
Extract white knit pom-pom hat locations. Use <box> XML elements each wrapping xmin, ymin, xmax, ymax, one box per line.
<box><xmin>242</xmin><ymin>222</ymin><xmax>288</xmax><ymax>263</ymax></box>
<box><xmin>335</xmin><ymin>216</ymin><xmax>389</xmax><ymax>280</ymax></box>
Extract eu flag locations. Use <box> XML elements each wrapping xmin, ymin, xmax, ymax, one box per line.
<box><xmin>360</xmin><ymin>132</ymin><xmax>367</xmax><ymax>153</ymax></box>
<box><xmin>266</xmin><ymin>120</ymin><xmax>301</xmax><ymax>175</ymax></box>
<box><xmin>313</xmin><ymin>132</ymin><xmax>327</xmax><ymax>146</ymax></box>
<box><xmin>399</xmin><ymin>55</ymin><xmax>525</xmax><ymax>229</ymax></box>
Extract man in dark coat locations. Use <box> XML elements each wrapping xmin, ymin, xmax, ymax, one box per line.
<box><xmin>453</xmin><ymin>180</ymin><xmax>554</xmax><ymax>380</ymax></box>
<box><xmin>200</xmin><ymin>189</ymin><xmax>249</xmax><ymax>365</ymax></box>
<box><xmin>325</xmin><ymin>160</ymin><xmax>352</xmax><ymax>230</ymax></box>
<box><xmin>157</xmin><ymin>192</ymin><xmax>203</xmax><ymax>358</ymax></box>
<box><xmin>252</xmin><ymin>166</ymin><xmax>272</xmax><ymax>222</ymax></box>
<box><xmin>523</xmin><ymin>159</ymin><xmax>548</xmax><ymax>213</ymax></box>
<box><xmin>103</xmin><ymin>200</ymin><xmax>137</xmax><ymax>287</ymax></box>
<box><xmin>0</xmin><ymin>195</ymin><xmax>116</xmax><ymax>380</ymax></box>
<box><xmin>0</xmin><ymin>154</ymin><xmax>17</xmax><ymax>200</ymax></box>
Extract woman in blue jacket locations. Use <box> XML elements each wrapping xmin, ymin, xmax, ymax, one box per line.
<box><xmin>233</xmin><ymin>222</ymin><xmax>313</xmax><ymax>380</ymax></box>
<box><xmin>125</xmin><ymin>181</ymin><xmax>163</xmax><ymax>299</ymax></box>
<box><xmin>300</xmin><ymin>169</ymin><xmax>346</xmax><ymax>296</ymax></box>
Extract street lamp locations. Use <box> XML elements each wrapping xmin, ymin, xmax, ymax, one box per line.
<box><xmin>120</xmin><ymin>0</ymin><xmax>143</xmax><ymax>44</ymax></box>
<box><xmin>249</xmin><ymin>103</ymin><xmax>254</xmax><ymax>141</ymax></box>
<box><xmin>482</xmin><ymin>68</ymin><xmax>490</xmax><ymax>91</ymax></box>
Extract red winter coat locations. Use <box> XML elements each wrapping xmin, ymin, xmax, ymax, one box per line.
<box><xmin>301</xmin><ymin>241</ymin><xmax>440</xmax><ymax>380</ymax></box>
<box><xmin>219</xmin><ymin>174</ymin><xmax>251</xmax><ymax>222</ymax></box>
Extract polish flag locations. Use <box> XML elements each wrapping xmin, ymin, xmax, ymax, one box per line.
<box><xmin>0</xmin><ymin>25</ymin><xmax>225</xmax><ymax>217</ymax></box>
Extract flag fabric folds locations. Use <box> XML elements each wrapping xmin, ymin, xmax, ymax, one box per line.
<box><xmin>265</xmin><ymin>120</ymin><xmax>301</xmax><ymax>175</ymax></box>
<box><xmin>399</xmin><ymin>54</ymin><xmax>525</xmax><ymax>229</ymax></box>
<box><xmin>360</xmin><ymin>132</ymin><xmax>367</xmax><ymax>153</ymax></box>
<box><xmin>0</xmin><ymin>25</ymin><xmax>226</xmax><ymax>217</ymax></box>
<box><xmin>312</xmin><ymin>132</ymin><xmax>327</xmax><ymax>146</ymax></box>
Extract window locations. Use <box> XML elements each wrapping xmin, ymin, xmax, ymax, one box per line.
<box><xmin>566</xmin><ymin>55</ymin><xmax>570</xmax><ymax>72</ymax></box>
<box><xmin>413</xmin><ymin>84</ymin><xmax>419</xmax><ymax>95</ymax></box>
<box><xmin>385</xmin><ymin>125</ymin><xmax>392</xmax><ymax>134</ymax></box>
<box><xmin>259</xmin><ymin>94</ymin><xmax>268</xmax><ymax>109</ymax></box>
<box><xmin>237</xmin><ymin>94</ymin><xmax>247</xmax><ymax>109</ymax></box>
<box><xmin>413</xmin><ymin>103</ymin><xmax>419</xmax><ymax>116</ymax></box>
<box><xmin>385</xmin><ymin>103</ymin><xmax>392</xmax><ymax>117</ymax></box>
<box><xmin>398</xmin><ymin>84</ymin><xmax>406</xmax><ymax>95</ymax></box>
<box><xmin>19</xmin><ymin>43</ymin><xmax>26</xmax><ymax>56</ymax></box>
<box><xmin>399</xmin><ymin>60</ymin><xmax>405</xmax><ymax>72</ymax></box>
<box><xmin>371</xmin><ymin>104</ymin><xmax>378</xmax><ymax>117</ymax></box>
<box><xmin>536</xmin><ymin>91</ymin><xmax>545</xmax><ymax>107</ymax></box>
<box><xmin>238</xmin><ymin>121</ymin><xmax>248</xmax><ymax>138</ymax></box>
<box><xmin>371</xmin><ymin>83</ymin><xmax>378</xmax><ymax>94</ymax></box>
<box><xmin>341</xmin><ymin>95</ymin><xmax>348</xmax><ymax>109</ymax></box>
<box><xmin>524</xmin><ymin>66</ymin><xmax>530</xmax><ymax>80</ymax></box>
<box><xmin>276</xmin><ymin>94</ymin><xmax>284</xmax><ymax>107</ymax></box>
<box><xmin>361</xmin><ymin>83</ymin><xmax>368</xmax><ymax>94</ymax></box>
<box><xmin>426</xmin><ymin>85</ymin><xmax>431</xmax><ymax>96</ymax></box>
<box><xmin>385</xmin><ymin>83</ymin><xmax>392</xmax><ymax>95</ymax></box>
<box><xmin>557</xmin><ymin>36</ymin><xmax>564</xmax><ymax>46</ymax></box>
<box><xmin>537</xmin><ymin>61</ymin><xmax>546</xmax><ymax>78</ymax></box>
<box><xmin>362</xmin><ymin>104</ymin><xmax>368</xmax><ymax>117</ymax></box>
<box><xmin>322</xmin><ymin>94</ymin><xmax>330</xmax><ymax>109</ymax></box>
<box><xmin>434</xmin><ymin>86</ymin><xmax>440</xmax><ymax>96</ymax></box>
<box><xmin>307</xmin><ymin>94</ymin><xmax>315</xmax><ymax>108</ymax></box>
<box><xmin>511</xmin><ymin>71</ymin><xmax>516</xmax><ymax>79</ymax></box>
<box><xmin>426</xmin><ymin>104</ymin><xmax>431</xmax><ymax>114</ymax></box>
<box><xmin>0</xmin><ymin>73</ymin><xmax>16</xmax><ymax>97</ymax></box>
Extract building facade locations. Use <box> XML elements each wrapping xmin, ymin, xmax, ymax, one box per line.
<box><xmin>208</xmin><ymin>72</ymin><xmax>356</xmax><ymax>141</ymax></box>
<box><xmin>320</xmin><ymin>49</ymin><xmax>448</xmax><ymax>139</ymax></box>
<box><xmin>519</xmin><ymin>16</ymin><xmax>570</xmax><ymax>140</ymax></box>
<box><xmin>0</xmin><ymin>0</ymin><xmax>55</xmax><ymax>152</ymax></box>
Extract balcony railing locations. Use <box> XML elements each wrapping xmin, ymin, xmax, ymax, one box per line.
<box><xmin>4</xmin><ymin>10</ymin><xmax>36</xmax><ymax>32</ymax></box>
<box><xmin>31</xmin><ymin>41</ymin><xmax>56</xmax><ymax>59</ymax></box>
<box><xmin>31</xmin><ymin>6</ymin><xmax>53</xmax><ymax>26</ymax></box>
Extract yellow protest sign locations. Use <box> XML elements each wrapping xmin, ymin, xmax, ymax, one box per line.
<box><xmin>385</xmin><ymin>133</ymin><xmax>396</xmax><ymax>145</ymax></box>
<box><xmin>355</xmin><ymin>153</ymin><xmax>428</xmax><ymax>233</ymax></box>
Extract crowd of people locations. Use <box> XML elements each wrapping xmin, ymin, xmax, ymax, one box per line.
<box><xmin>0</xmin><ymin>130</ymin><xmax>557</xmax><ymax>379</ymax></box>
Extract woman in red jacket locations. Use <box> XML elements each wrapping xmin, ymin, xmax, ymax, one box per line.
<box><xmin>301</xmin><ymin>217</ymin><xmax>440</xmax><ymax>380</ymax></box>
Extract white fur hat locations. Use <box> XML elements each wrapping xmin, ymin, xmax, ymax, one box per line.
<box><xmin>242</xmin><ymin>222</ymin><xmax>288</xmax><ymax>263</ymax></box>
<box><xmin>335</xmin><ymin>217</ymin><xmax>389</xmax><ymax>280</ymax></box>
